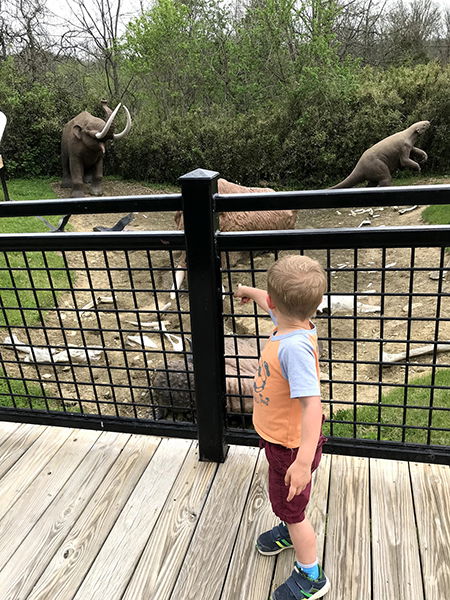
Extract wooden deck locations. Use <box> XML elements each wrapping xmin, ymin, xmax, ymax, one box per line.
<box><xmin>0</xmin><ymin>421</ymin><xmax>448</xmax><ymax>600</ymax></box>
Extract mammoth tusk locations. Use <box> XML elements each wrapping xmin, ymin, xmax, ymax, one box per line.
<box><xmin>113</xmin><ymin>106</ymin><xmax>132</xmax><ymax>140</ymax></box>
<box><xmin>95</xmin><ymin>102</ymin><xmax>121</xmax><ymax>140</ymax></box>
<box><xmin>170</xmin><ymin>269</ymin><xmax>185</xmax><ymax>299</ymax></box>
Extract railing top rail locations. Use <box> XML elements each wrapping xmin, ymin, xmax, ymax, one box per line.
<box><xmin>218</xmin><ymin>224</ymin><xmax>450</xmax><ymax>250</ymax></box>
<box><xmin>215</xmin><ymin>183</ymin><xmax>450</xmax><ymax>211</ymax></box>
<box><xmin>0</xmin><ymin>230</ymin><xmax>185</xmax><ymax>251</ymax></box>
<box><xmin>0</xmin><ymin>193</ymin><xmax>182</xmax><ymax>218</ymax></box>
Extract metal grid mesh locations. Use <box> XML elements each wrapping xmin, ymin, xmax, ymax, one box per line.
<box><xmin>221</xmin><ymin>247</ymin><xmax>450</xmax><ymax>447</ymax></box>
<box><xmin>0</xmin><ymin>248</ymin><xmax>195</xmax><ymax>424</ymax></box>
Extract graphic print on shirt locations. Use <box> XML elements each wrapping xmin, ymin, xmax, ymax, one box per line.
<box><xmin>253</xmin><ymin>360</ymin><xmax>271</xmax><ymax>406</ymax></box>
<box><xmin>252</xmin><ymin>327</ymin><xmax>321</xmax><ymax>448</ymax></box>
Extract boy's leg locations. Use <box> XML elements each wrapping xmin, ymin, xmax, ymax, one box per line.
<box><xmin>272</xmin><ymin>519</ymin><xmax>329</xmax><ymax>600</ymax></box>
<box><xmin>259</xmin><ymin>439</ymin><xmax>329</xmax><ymax>598</ymax></box>
<box><xmin>286</xmin><ymin>517</ymin><xmax>317</xmax><ymax>564</ymax></box>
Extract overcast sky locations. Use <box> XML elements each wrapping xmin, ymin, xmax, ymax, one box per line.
<box><xmin>43</xmin><ymin>0</ymin><xmax>450</xmax><ymax>38</ymax></box>
<box><xmin>44</xmin><ymin>0</ymin><xmax>450</xmax><ymax>22</ymax></box>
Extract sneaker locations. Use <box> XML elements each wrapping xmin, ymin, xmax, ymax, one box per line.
<box><xmin>272</xmin><ymin>564</ymin><xmax>330</xmax><ymax>600</ymax></box>
<box><xmin>256</xmin><ymin>522</ymin><xmax>293</xmax><ymax>555</ymax></box>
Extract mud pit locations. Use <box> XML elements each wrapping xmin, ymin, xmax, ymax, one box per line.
<box><xmin>7</xmin><ymin>178</ymin><xmax>450</xmax><ymax>418</ymax></box>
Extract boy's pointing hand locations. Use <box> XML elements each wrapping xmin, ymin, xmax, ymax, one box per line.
<box><xmin>234</xmin><ymin>283</ymin><xmax>251</xmax><ymax>304</ymax></box>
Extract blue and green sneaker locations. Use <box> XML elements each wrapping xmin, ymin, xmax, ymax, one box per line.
<box><xmin>256</xmin><ymin>522</ymin><xmax>293</xmax><ymax>555</ymax></box>
<box><xmin>272</xmin><ymin>563</ymin><xmax>330</xmax><ymax>599</ymax></box>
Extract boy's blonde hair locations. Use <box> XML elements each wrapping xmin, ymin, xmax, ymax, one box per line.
<box><xmin>267</xmin><ymin>254</ymin><xmax>327</xmax><ymax>319</ymax></box>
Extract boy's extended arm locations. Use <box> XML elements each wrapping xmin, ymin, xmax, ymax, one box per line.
<box><xmin>285</xmin><ymin>396</ymin><xmax>323</xmax><ymax>502</ymax></box>
<box><xmin>234</xmin><ymin>284</ymin><xmax>270</xmax><ymax>313</ymax></box>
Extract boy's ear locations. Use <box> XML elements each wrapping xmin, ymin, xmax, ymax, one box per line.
<box><xmin>267</xmin><ymin>294</ymin><xmax>276</xmax><ymax>310</ymax></box>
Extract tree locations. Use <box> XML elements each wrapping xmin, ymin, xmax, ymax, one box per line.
<box><xmin>59</xmin><ymin>0</ymin><xmax>134</xmax><ymax>98</ymax></box>
<box><xmin>381</xmin><ymin>0</ymin><xmax>442</xmax><ymax>65</ymax></box>
<box><xmin>0</xmin><ymin>0</ymin><xmax>54</xmax><ymax>76</ymax></box>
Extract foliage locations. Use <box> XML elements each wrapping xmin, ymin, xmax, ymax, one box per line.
<box><xmin>2</xmin><ymin>0</ymin><xmax>450</xmax><ymax>185</ymax></box>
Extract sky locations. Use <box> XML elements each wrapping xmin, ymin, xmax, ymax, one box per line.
<box><xmin>42</xmin><ymin>0</ymin><xmax>450</xmax><ymax>40</ymax></box>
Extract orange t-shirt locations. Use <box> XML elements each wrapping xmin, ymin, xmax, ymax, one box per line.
<box><xmin>252</xmin><ymin>323</ymin><xmax>321</xmax><ymax>448</ymax></box>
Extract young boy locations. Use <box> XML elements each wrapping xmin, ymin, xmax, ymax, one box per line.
<box><xmin>234</xmin><ymin>254</ymin><xmax>330</xmax><ymax>600</ymax></box>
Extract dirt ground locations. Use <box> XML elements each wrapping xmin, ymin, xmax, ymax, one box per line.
<box><xmin>5</xmin><ymin>177</ymin><xmax>450</xmax><ymax>416</ymax></box>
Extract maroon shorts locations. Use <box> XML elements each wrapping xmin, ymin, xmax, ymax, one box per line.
<box><xmin>260</xmin><ymin>434</ymin><xmax>327</xmax><ymax>524</ymax></box>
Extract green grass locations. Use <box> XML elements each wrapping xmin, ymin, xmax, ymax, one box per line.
<box><xmin>0</xmin><ymin>372</ymin><xmax>51</xmax><ymax>410</ymax></box>
<box><xmin>324</xmin><ymin>369</ymin><xmax>450</xmax><ymax>446</ymax></box>
<box><xmin>0</xmin><ymin>178</ymin><xmax>72</xmax><ymax>327</ymax></box>
<box><xmin>422</xmin><ymin>204</ymin><xmax>450</xmax><ymax>226</ymax></box>
<box><xmin>0</xmin><ymin>371</ymin><xmax>79</xmax><ymax>411</ymax></box>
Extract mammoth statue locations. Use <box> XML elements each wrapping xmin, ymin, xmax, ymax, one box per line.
<box><xmin>61</xmin><ymin>100</ymin><xmax>131</xmax><ymax>197</ymax></box>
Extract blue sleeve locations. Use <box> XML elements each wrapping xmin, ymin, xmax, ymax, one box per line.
<box><xmin>279</xmin><ymin>339</ymin><xmax>320</xmax><ymax>398</ymax></box>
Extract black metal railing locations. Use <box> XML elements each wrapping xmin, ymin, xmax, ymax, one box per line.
<box><xmin>0</xmin><ymin>169</ymin><xmax>449</xmax><ymax>464</ymax></box>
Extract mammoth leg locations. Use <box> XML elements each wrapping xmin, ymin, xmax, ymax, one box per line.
<box><xmin>69</xmin><ymin>156</ymin><xmax>85</xmax><ymax>198</ymax></box>
<box><xmin>89</xmin><ymin>159</ymin><xmax>104</xmax><ymax>196</ymax></box>
<box><xmin>83</xmin><ymin>167</ymin><xmax>94</xmax><ymax>184</ymax></box>
<box><xmin>61</xmin><ymin>147</ymin><xmax>72</xmax><ymax>188</ymax></box>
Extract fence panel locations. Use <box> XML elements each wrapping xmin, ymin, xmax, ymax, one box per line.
<box><xmin>0</xmin><ymin>203</ymin><xmax>201</xmax><ymax>442</ymax></box>
<box><xmin>219</xmin><ymin>227</ymin><xmax>450</xmax><ymax>463</ymax></box>
<box><xmin>0</xmin><ymin>175</ymin><xmax>448</xmax><ymax>463</ymax></box>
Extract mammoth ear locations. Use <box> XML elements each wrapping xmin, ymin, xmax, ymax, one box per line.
<box><xmin>73</xmin><ymin>124</ymin><xmax>83</xmax><ymax>140</ymax></box>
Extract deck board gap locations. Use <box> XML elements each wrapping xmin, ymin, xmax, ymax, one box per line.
<box><xmin>408</xmin><ymin>462</ymin><xmax>427</xmax><ymax>600</ymax></box>
<box><xmin>320</xmin><ymin>453</ymin><xmax>334</xmax><ymax>574</ymax></box>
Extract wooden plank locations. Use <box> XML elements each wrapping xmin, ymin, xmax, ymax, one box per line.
<box><xmin>0</xmin><ymin>420</ymin><xmax>21</xmax><ymax>443</ymax></box>
<box><xmin>324</xmin><ymin>455</ymin><xmax>371</xmax><ymax>600</ymax></box>
<box><xmin>0</xmin><ymin>423</ymin><xmax>46</xmax><ymax>479</ymax></box>
<box><xmin>220</xmin><ymin>451</ymin><xmax>276</xmax><ymax>600</ymax></box>
<box><xmin>122</xmin><ymin>442</ymin><xmax>217</xmax><ymax>600</ymax></box>
<box><xmin>371</xmin><ymin>458</ymin><xmax>423</xmax><ymax>599</ymax></box>
<box><xmin>410</xmin><ymin>462</ymin><xmax>450</xmax><ymax>600</ymax></box>
<box><xmin>72</xmin><ymin>438</ymin><xmax>192</xmax><ymax>600</ymax></box>
<box><xmin>26</xmin><ymin>434</ymin><xmax>162</xmax><ymax>600</ymax></box>
<box><xmin>0</xmin><ymin>431</ymin><xmax>132</xmax><ymax>600</ymax></box>
<box><xmin>0</xmin><ymin>428</ymin><xmax>101</xmax><ymax>567</ymax></box>
<box><xmin>272</xmin><ymin>453</ymin><xmax>332</xmax><ymax>595</ymax></box>
<box><xmin>170</xmin><ymin>445</ymin><xmax>260</xmax><ymax>600</ymax></box>
<box><xmin>0</xmin><ymin>426</ymin><xmax>73</xmax><ymax>519</ymax></box>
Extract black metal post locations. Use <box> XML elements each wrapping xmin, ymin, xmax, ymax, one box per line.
<box><xmin>179</xmin><ymin>168</ymin><xmax>228</xmax><ymax>462</ymax></box>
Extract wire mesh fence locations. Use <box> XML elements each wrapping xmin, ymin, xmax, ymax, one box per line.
<box><xmin>221</xmin><ymin>245</ymin><xmax>450</xmax><ymax>449</ymax></box>
<box><xmin>0</xmin><ymin>242</ymin><xmax>197</xmax><ymax>431</ymax></box>
<box><xmin>0</xmin><ymin>172</ymin><xmax>449</xmax><ymax>462</ymax></box>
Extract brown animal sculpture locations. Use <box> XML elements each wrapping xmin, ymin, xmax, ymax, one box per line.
<box><xmin>150</xmin><ymin>337</ymin><xmax>259</xmax><ymax>420</ymax></box>
<box><xmin>332</xmin><ymin>120</ymin><xmax>430</xmax><ymax>188</ymax></box>
<box><xmin>171</xmin><ymin>178</ymin><xmax>297</xmax><ymax>295</ymax></box>
<box><xmin>61</xmin><ymin>100</ymin><xmax>131</xmax><ymax>197</ymax></box>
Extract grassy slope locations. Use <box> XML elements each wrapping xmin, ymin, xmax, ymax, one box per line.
<box><xmin>324</xmin><ymin>370</ymin><xmax>450</xmax><ymax>446</ymax></box>
<box><xmin>0</xmin><ymin>178</ymin><xmax>68</xmax><ymax>408</ymax></box>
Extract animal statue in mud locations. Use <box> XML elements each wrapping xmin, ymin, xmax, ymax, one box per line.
<box><xmin>61</xmin><ymin>100</ymin><xmax>131</xmax><ymax>197</ymax></box>
<box><xmin>332</xmin><ymin>120</ymin><xmax>430</xmax><ymax>188</ymax></box>
<box><xmin>171</xmin><ymin>178</ymin><xmax>297</xmax><ymax>295</ymax></box>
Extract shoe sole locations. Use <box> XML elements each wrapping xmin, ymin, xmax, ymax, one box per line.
<box><xmin>255</xmin><ymin>543</ymin><xmax>293</xmax><ymax>556</ymax></box>
<box><xmin>271</xmin><ymin>577</ymin><xmax>331</xmax><ymax>599</ymax></box>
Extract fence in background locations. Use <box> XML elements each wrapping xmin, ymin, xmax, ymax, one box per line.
<box><xmin>0</xmin><ymin>169</ymin><xmax>449</xmax><ymax>463</ymax></box>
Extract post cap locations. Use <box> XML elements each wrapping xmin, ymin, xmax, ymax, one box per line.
<box><xmin>178</xmin><ymin>168</ymin><xmax>220</xmax><ymax>182</ymax></box>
